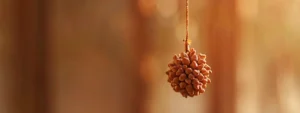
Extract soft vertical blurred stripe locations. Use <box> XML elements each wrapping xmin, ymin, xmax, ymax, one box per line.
<box><xmin>47</xmin><ymin>0</ymin><xmax>149</xmax><ymax>113</ymax></box>
<box><xmin>0</xmin><ymin>0</ymin><xmax>16</xmax><ymax>113</ymax></box>
<box><xmin>236</xmin><ymin>0</ymin><xmax>300</xmax><ymax>113</ymax></box>
<box><xmin>203</xmin><ymin>0</ymin><xmax>240</xmax><ymax>113</ymax></box>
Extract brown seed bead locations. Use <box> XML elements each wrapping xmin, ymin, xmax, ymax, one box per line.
<box><xmin>188</xmin><ymin>74</ymin><xmax>195</xmax><ymax>79</ymax></box>
<box><xmin>168</xmin><ymin>63</ymin><xmax>175</xmax><ymax>68</ymax></box>
<box><xmin>176</xmin><ymin>68</ymin><xmax>184</xmax><ymax>76</ymax></box>
<box><xmin>172</xmin><ymin>77</ymin><xmax>179</xmax><ymax>84</ymax></box>
<box><xmin>180</xmin><ymin>89</ymin><xmax>188</xmax><ymax>98</ymax></box>
<box><xmin>186</xmin><ymin>85</ymin><xmax>193</xmax><ymax>92</ymax></box>
<box><xmin>181</xmin><ymin>52</ymin><xmax>188</xmax><ymax>58</ymax></box>
<box><xmin>174</xmin><ymin>59</ymin><xmax>182</xmax><ymax>65</ymax></box>
<box><xmin>192</xmin><ymin>70</ymin><xmax>200</xmax><ymax>77</ymax></box>
<box><xmin>173</xmin><ymin>54</ymin><xmax>179</xmax><ymax>60</ymax></box>
<box><xmin>199</xmin><ymin>88</ymin><xmax>205</xmax><ymax>93</ymax></box>
<box><xmin>191</xmin><ymin>54</ymin><xmax>198</xmax><ymax>61</ymax></box>
<box><xmin>182</xmin><ymin>65</ymin><xmax>188</xmax><ymax>69</ymax></box>
<box><xmin>188</xmin><ymin>91</ymin><xmax>194</xmax><ymax>96</ymax></box>
<box><xmin>198</xmin><ymin>59</ymin><xmax>206</xmax><ymax>64</ymax></box>
<box><xmin>207</xmin><ymin>78</ymin><xmax>211</xmax><ymax>83</ymax></box>
<box><xmin>185</xmin><ymin>78</ymin><xmax>192</xmax><ymax>84</ymax></box>
<box><xmin>190</xmin><ymin>48</ymin><xmax>196</xmax><ymax>54</ymax></box>
<box><xmin>176</xmin><ymin>71</ymin><xmax>182</xmax><ymax>76</ymax></box>
<box><xmin>190</xmin><ymin>61</ymin><xmax>198</xmax><ymax>69</ymax></box>
<box><xmin>176</xmin><ymin>65</ymin><xmax>183</xmax><ymax>69</ymax></box>
<box><xmin>199</xmin><ymin>53</ymin><xmax>206</xmax><ymax>59</ymax></box>
<box><xmin>171</xmin><ymin>62</ymin><xmax>177</xmax><ymax>66</ymax></box>
<box><xmin>168</xmin><ymin>74</ymin><xmax>172</xmax><ymax>79</ymax></box>
<box><xmin>209</xmin><ymin>70</ymin><xmax>213</xmax><ymax>74</ymax></box>
<box><xmin>201</xmin><ymin>68</ymin><xmax>209</xmax><ymax>75</ymax></box>
<box><xmin>182</xmin><ymin>57</ymin><xmax>190</xmax><ymax>65</ymax></box>
<box><xmin>203</xmin><ymin>71</ymin><xmax>209</xmax><ymax>76</ymax></box>
<box><xmin>189</xmin><ymin>48</ymin><xmax>196</xmax><ymax>57</ymax></box>
<box><xmin>181</xmin><ymin>92</ymin><xmax>188</xmax><ymax>98</ymax></box>
<box><xmin>174</xmin><ymin>86</ymin><xmax>180</xmax><ymax>92</ymax></box>
<box><xmin>179</xmin><ymin>74</ymin><xmax>186</xmax><ymax>81</ymax></box>
<box><xmin>180</xmin><ymin>89</ymin><xmax>186</xmax><ymax>93</ymax></box>
<box><xmin>192</xmin><ymin>78</ymin><xmax>200</xmax><ymax>85</ymax></box>
<box><xmin>201</xmin><ymin>79</ymin><xmax>207</xmax><ymax>84</ymax></box>
<box><xmin>173</xmin><ymin>60</ymin><xmax>177</xmax><ymax>64</ymax></box>
<box><xmin>171</xmin><ymin>68</ymin><xmax>177</xmax><ymax>72</ymax></box>
<box><xmin>166</xmin><ymin>71</ymin><xmax>170</xmax><ymax>75</ymax></box>
<box><xmin>168</xmin><ymin>77</ymin><xmax>172</xmax><ymax>83</ymax></box>
<box><xmin>197</xmin><ymin>73</ymin><xmax>204</xmax><ymax>80</ymax></box>
<box><xmin>189</xmin><ymin>52</ymin><xmax>196</xmax><ymax>59</ymax></box>
<box><xmin>205</xmin><ymin>74</ymin><xmax>210</xmax><ymax>77</ymax></box>
<box><xmin>202</xmin><ymin>84</ymin><xmax>207</xmax><ymax>88</ymax></box>
<box><xmin>193</xmin><ymin>84</ymin><xmax>200</xmax><ymax>90</ymax></box>
<box><xmin>179</xmin><ymin>82</ymin><xmax>187</xmax><ymax>88</ymax></box>
<box><xmin>171</xmin><ymin>65</ymin><xmax>178</xmax><ymax>70</ymax></box>
<box><xmin>197</xmin><ymin>64</ymin><xmax>204</xmax><ymax>70</ymax></box>
<box><xmin>171</xmin><ymin>82</ymin><xmax>177</xmax><ymax>87</ymax></box>
<box><xmin>185</xmin><ymin>68</ymin><xmax>193</xmax><ymax>74</ymax></box>
<box><xmin>199</xmin><ymin>82</ymin><xmax>203</xmax><ymax>86</ymax></box>
<box><xmin>204</xmin><ymin>65</ymin><xmax>211</xmax><ymax>70</ymax></box>
<box><xmin>169</xmin><ymin>72</ymin><xmax>176</xmax><ymax>78</ymax></box>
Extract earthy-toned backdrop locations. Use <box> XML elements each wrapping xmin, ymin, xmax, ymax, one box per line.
<box><xmin>1</xmin><ymin>0</ymin><xmax>300</xmax><ymax>113</ymax></box>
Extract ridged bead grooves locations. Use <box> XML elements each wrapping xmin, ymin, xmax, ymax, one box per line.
<box><xmin>166</xmin><ymin>48</ymin><xmax>212</xmax><ymax>98</ymax></box>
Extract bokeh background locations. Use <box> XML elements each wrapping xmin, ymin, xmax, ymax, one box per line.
<box><xmin>1</xmin><ymin>0</ymin><xmax>300</xmax><ymax>113</ymax></box>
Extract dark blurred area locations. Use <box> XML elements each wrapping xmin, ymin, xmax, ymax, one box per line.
<box><xmin>1</xmin><ymin>0</ymin><xmax>300</xmax><ymax>113</ymax></box>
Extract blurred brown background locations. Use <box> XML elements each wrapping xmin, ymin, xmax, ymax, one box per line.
<box><xmin>1</xmin><ymin>0</ymin><xmax>300</xmax><ymax>113</ymax></box>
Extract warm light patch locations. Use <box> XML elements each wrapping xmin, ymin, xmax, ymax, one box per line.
<box><xmin>138</xmin><ymin>0</ymin><xmax>156</xmax><ymax>17</ymax></box>
<box><xmin>157</xmin><ymin>0</ymin><xmax>179</xmax><ymax>18</ymax></box>
<box><xmin>175</xmin><ymin>20</ymin><xmax>198</xmax><ymax>42</ymax></box>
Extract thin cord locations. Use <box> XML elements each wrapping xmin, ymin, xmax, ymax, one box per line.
<box><xmin>185</xmin><ymin>0</ymin><xmax>189</xmax><ymax>52</ymax></box>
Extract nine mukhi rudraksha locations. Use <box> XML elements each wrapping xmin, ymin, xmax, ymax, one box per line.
<box><xmin>166</xmin><ymin>48</ymin><xmax>212</xmax><ymax>98</ymax></box>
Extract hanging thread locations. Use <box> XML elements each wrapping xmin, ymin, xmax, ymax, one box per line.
<box><xmin>185</xmin><ymin>0</ymin><xmax>190</xmax><ymax>52</ymax></box>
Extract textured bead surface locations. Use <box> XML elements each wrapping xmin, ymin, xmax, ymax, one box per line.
<box><xmin>166</xmin><ymin>48</ymin><xmax>212</xmax><ymax>98</ymax></box>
